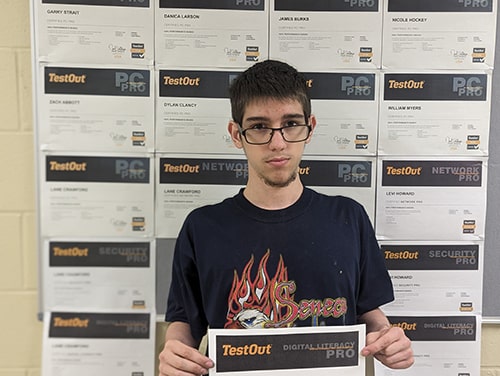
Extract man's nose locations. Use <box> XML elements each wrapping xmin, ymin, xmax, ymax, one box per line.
<box><xmin>268</xmin><ymin>128</ymin><xmax>287</xmax><ymax>148</ymax></box>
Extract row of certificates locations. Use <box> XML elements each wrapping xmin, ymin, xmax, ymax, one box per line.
<box><xmin>42</xmin><ymin>310</ymin><xmax>482</xmax><ymax>376</ymax></box>
<box><xmin>35</xmin><ymin>0</ymin><xmax>497</xmax><ymax>70</ymax></box>
<box><xmin>38</xmin><ymin>65</ymin><xmax>493</xmax><ymax>156</ymax></box>
<box><xmin>40</xmin><ymin>154</ymin><xmax>487</xmax><ymax>239</ymax></box>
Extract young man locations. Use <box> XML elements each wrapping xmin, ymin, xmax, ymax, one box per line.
<box><xmin>159</xmin><ymin>60</ymin><xmax>414</xmax><ymax>376</ymax></box>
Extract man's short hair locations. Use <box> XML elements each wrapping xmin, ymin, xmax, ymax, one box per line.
<box><xmin>228</xmin><ymin>60</ymin><xmax>311</xmax><ymax>125</ymax></box>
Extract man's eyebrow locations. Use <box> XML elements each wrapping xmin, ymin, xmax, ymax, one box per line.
<box><xmin>244</xmin><ymin>116</ymin><xmax>269</xmax><ymax>123</ymax></box>
<box><xmin>244</xmin><ymin>113</ymin><xmax>305</xmax><ymax>123</ymax></box>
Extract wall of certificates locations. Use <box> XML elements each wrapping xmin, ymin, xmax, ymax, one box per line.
<box><xmin>32</xmin><ymin>0</ymin><xmax>497</xmax><ymax>375</ymax></box>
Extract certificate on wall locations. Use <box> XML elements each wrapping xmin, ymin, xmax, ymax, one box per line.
<box><xmin>378</xmin><ymin>71</ymin><xmax>492</xmax><ymax>156</ymax></box>
<box><xmin>375</xmin><ymin>315</ymin><xmax>481</xmax><ymax>376</ymax></box>
<box><xmin>155</xmin><ymin>68</ymin><xmax>242</xmax><ymax>154</ymax></box>
<box><xmin>35</xmin><ymin>0</ymin><xmax>154</xmax><ymax>65</ymax></box>
<box><xmin>300</xmin><ymin>157</ymin><xmax>376</xmax><ymax>223</ymax></box>
<box><xmin>379</xmin><ymin>241</ymin><xmax>483</xmax><ymax>315</ymax></box>
<box><xmin>382</xmin><ymin>0</ymin><xmax>497</xmax><ymax>69</ymax></box>
<box><xmin>269</xmin><ymin>0</ymin><xmax>382</xmax><ymax>70</ymax></box>
<box><xmin>303</xmin><ymin>71</ymin><xmax>379</xmax><ymax>156</ymax></box>
<box><xmin>208</xmin><ymin>325</ymin><xmax>366</xmax><ymax>376</ymax></box>
<box><xmin>38</xmin><ymin>64</ymin><xmax>155</xmax><ymax>153</ymax></box>
<box><xmin>155</xmin><ymin>154</ymin><xmax>246</xmax><ymax>238</ymax></box>
<box><xmin>43</xmin><ymin>239</ymin><xmax>156</xmax><ymax>311</ymax></box>
<box><xmin>42</xmin><ymin>311</ymin><xmax>155</xmax><ymax>376</ymax></box>
<box><xmin>155</xmin><ymin>0</ymin><xmax>268</xmax><ymax>68</ymax></box>
<box><xmin>40</xmin><ymin>153</ymin><xmax>154</xmax><ymax>238</ymax></box>
<box><xmin>375</xmin><ymin>157</ymin><xmax>487</xmax><ymax>241</ymax></box>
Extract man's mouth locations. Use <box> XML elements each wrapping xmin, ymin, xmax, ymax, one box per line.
<box><xmin>267</xmin><ymin>156</ymin><xmax>290</xmax><ymax>167</ymax></box>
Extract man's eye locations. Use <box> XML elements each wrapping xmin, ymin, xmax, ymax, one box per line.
<box><xmin>284</xmin><ymin>121</ymin><xmax>299</xmax><ymax>128</ymax></box>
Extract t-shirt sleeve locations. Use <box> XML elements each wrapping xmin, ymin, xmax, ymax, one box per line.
<box><xmin>355</xmin><ymin>204</ymin><xmax>394</xmax><ymax>316</ymax></box>
<box><xmin>165</xmin><ymin>215</ymin><xmax>208</xmax><ymax>344</ymax></box>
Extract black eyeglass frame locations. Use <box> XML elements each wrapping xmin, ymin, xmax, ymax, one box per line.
<box><xmin>238</xmin><ymin>124</ymin><xmax>312</xmax><ymax>145</ymax></box>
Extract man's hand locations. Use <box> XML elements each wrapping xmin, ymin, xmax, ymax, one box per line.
<box><xmin>159</xmin><ymin>322</ymin><xmax>214</xmax><ymax>376</ymax></box>
<box><xmin>159</xmin><ymin>339</ymin><xmax>214</xmax><ymax>376</ymax></box>
<box><xmin>361</xmin><ymin>326</ymin><xmax>414</xmax><ymax>369</ymax></box>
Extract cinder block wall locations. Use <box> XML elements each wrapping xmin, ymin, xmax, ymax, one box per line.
<box><xmin>1</xmin><ymin>1</ymin><xmax>498</xmax><ymax>375</ymax></box>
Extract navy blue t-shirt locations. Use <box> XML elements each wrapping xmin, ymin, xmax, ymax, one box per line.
<box><xmin>166</xmin><ymin>188</ymin><xmax>394</xmax><ymax>344</ymax></box>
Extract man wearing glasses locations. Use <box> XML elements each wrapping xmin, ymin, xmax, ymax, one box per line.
<box><xmin>159</xmin><ymin>60</ymin><xmax>414</xmax><ymax>376</ymax></box>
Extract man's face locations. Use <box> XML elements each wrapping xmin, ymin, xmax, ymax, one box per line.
<box><xmin>229</xmin><ymin>98</ymin><xmax>315</xmax><ymax>188</ymax></box>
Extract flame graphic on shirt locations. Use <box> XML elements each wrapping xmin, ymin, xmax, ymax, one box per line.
<box><xmin>225</xmin><ymin>250</ymin><xmax>290</xmax><ymax>328</ymax></box>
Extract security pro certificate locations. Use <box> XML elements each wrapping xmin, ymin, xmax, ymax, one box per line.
<box><xmin>379</xmin><ymin>241</ymin><xmax>483</xmax><ymax>315</ymax></box>
<box><xmin>208</xmin><ymin>325</ymin><xmax>366</xmax><ymax>375</ymax></box>
<box><xmin>42</xmin><ymin>239</ymin><xmax>155</xmax><ymax>312</ymax></box>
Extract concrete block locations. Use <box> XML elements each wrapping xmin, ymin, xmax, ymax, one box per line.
<box><xmin>0</xmin><ymin>214</ymin><xmax>23</xmax><ymax>290</ymax></box>
<box><xmin>0</xmin><ymin>292</ymin><xmax>43</xmax><ymax>368</ymax></box>
<box><xmin>0</xmin><ymin>133</ymin><xmax>35</xmax><ymax>211</ymax></box>
<box><xmin>0</xmin><ymin>49</ymin><xmax>19</xmax><ymax>131</ymax></box>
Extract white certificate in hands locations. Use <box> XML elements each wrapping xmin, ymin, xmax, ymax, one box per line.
<box><xmin>208</xmin><ymin>325</ymin><xmax>366</xmax><ymax>376</ymax></box>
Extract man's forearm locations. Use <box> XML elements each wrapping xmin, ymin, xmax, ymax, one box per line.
<box><xmin>165</xmin><ymin>321</ymin><xmax>199</xmax><ymax>348</ymax></box>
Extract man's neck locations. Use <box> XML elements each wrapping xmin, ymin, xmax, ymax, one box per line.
<box><xmin>243</xmin><ymin>178</ymin><xmax>304</xmax><ymax>210</ymax></box>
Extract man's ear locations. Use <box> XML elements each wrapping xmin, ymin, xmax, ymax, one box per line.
<box><xmin>305</xmin><ymin>114</ymin><xmax>317</xmax><ymax>144</ymax></box>
<box><xmin>228</xmin><ymin>121</ymin><xmax>244</xmax><ymax>149</ymax></box>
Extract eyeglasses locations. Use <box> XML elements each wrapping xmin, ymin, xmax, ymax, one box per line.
<box><xmin>239</xmin><ymin>124</ymin><xmax>312</xmax><ymax>145</ymax></box>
